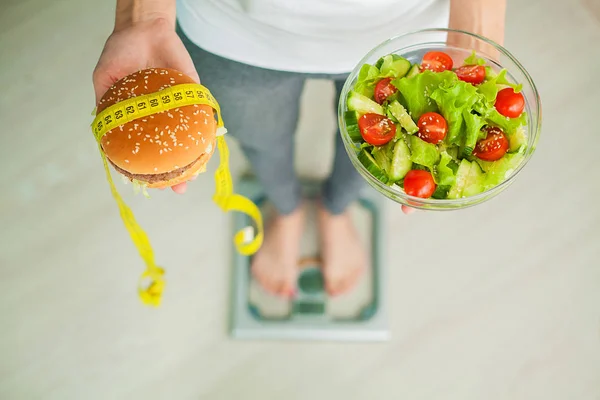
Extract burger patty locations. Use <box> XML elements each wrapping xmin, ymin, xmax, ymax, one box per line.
<box><xmin>109</xmin><ymin>156</ymin><xmax>201</xmax><ymax>184</ymax></box>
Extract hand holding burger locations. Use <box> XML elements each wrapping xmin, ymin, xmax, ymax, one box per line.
<box><xmin>92</xmin><ymin>8</ymin><xmax>200</xmax><ymax>193</ymax></box>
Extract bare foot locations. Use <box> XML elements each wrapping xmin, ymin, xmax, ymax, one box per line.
<box><xmin>250</xmin><ymin>205</ymin><xmax>305</xmax><ymax>297</ymax></box>
<box><xmin>317</xmin><ymin>204</ymin><xmax>368</xmax><ymax>296</ymax></box>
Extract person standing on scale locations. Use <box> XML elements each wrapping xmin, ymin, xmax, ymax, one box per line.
<box><xmin>93</xmin><ymin>0</ymin><xmax>506</xmax><ymax>297</ymax></box>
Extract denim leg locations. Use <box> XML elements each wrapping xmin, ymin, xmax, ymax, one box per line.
<box><xmin>178</xmin><ymin>25</ymin><xmax>305</xmax><ymax>215</ymax></box>
<box><xmin>321</xmin><ymin>79</ymin><xmax>366</xmax><ymax>214</ymax></box>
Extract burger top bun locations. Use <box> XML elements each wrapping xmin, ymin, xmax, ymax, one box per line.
<box><xmin>97</xmin><ymin>68</ymin><xmax>217</xmax><ymax>176</ymax></box>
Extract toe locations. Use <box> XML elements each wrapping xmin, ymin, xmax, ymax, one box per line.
<box><xmin>279</xmin><ymin>278</ymin><xmax>296</xmax><ymax>298</ymax></box>
<box><xmin>251</xmin><ymin>262</ymin><xmax>273</xmax><ymax>295</ymax></box>
<box><xmin>275</xmin><ymin>282</ymin><xmax>288</xmax><ymax>297</ymax></box>
<box><xmin>339</xmin><ymin>268</ymin><xmax>363</xmax><ymax>295</ymax></box>
<box><xmin>252</xmin><ymin>262</ymin><xmax>292</xmax><ymax>298</ymax></box>
<box><xmin>261</xmin><ymin>272</ymin><xmax>281</xmax><ymax>296</ymax></box>
<box><xmin>262</xmin><ymin>277</ymin><xmax>280</xmax><ymax>296</ymax></box>
<box><xmin>328</xmin><ymin>266</ymin><xmax>365</xmax><ymax>296</ymax></box>
<box><xmin>335</xmin><ymin>279</ymin><xmax>352</xmax><ymax>296</ymax></box>
<box><xmin>325</xmin><ymin>276</ymin><xmax>343</xmax><ymax>296</ymax></box>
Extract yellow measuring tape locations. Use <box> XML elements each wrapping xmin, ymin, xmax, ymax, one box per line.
<box><xmin>91</xmin><ymin>83</ymin><xmax>264</xmax><ymax>306</ymax></box>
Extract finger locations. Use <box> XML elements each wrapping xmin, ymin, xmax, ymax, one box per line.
<box><xmin>92</xmin><ymin>66</ymin><xmax>116</xmax><ymax>106</ymax></box>
<box><xmin>401</xmin><ymin>205</ymin><xmax>416</xmax><ymax>215</ymax></box>
<box><xmin>446</xmin><ymin>34</ymin><xmax>499</xmax><ymax>62</ymax></box>
<box><xmin>171</xmin><ymin>182</ymin><xmax>187</xmax><ymax>194</ymax></box>
<box><xmin>93</xmin><ymin>64</ymin><xmax>135</xmax><ymax>106</ymax></box>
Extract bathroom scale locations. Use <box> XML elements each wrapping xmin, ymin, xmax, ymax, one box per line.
<box><xmin>229</xmin><ymin>177</ymin><xmax>390</xmax><ymax>341</ymax></box>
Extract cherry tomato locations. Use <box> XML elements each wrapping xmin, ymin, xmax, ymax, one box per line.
<box><xmin>473</xmin><ymin>126</ymin><xmax>509</xmax><ymax>161</ymax></box>
<box><xmin>455</xmin><ymin>64</ymin><xmax>486</xmax><ymax>84</ymax></box>
<box><xmin>495</xmin><ymin>87</ymin><xmax>525</xmax><ymax>118</ymax></box>
<box><xmin>403</xmin><ymin>170</ymin><xmax>437</xmax><ymax>198</ymax></box>
<box><xmin>421</xmin><ymin>51</ymin><xmax>454</xmax><ymax>72</ymax></box>
<box><xmin>358</xmin><ymin>113</ymin><xmax>397</xmax><ymax>146</ymax></box>
<box><xmin>373</xmin><ymin>77</ymin><xmax>398</xmax><ymax>104</ymax></box>
<box><xmin>417</xmin><ymin>112</ymin><xmax>448</xmax><ymax>144</ymax></box>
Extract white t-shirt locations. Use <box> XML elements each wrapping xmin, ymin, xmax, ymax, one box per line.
<box><xmin>177</xmin><ymin>0</ymin><xmax>450</xmax><ymax>74</ymax></box>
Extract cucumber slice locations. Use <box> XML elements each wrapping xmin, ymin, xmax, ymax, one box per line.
<box><xmin>388</xmin><ymin>138</ymin><xmax>413</xmax><ymax>181</ymax></box>
<box><xmin>387</xmin><ymin>100</ymin><xmax>419</xmax><ymax>134</ymax></box>
<box><xmin>406</xmin><ymin>64</ymin><xmax>421</xmax><ymax>78</ymax></box>
<box><xmin>382</xmin><ymin>140</ymin><xmax>395</xmax><ymax>159</ymax></box>
<box><xmin>357</xmin><ymin>149</ymin><xmax>389</xmax><ymax>184</ymax></box>
<box><xmin>447</xmin><ymin>159</ymin><xmax>472</xmax><ymax>199</ymax></box>
<box><xmin>347</xmin><ymin>91</ymin><xmax>384</xmax><ymax>115</ymax></box>
<box><xmin>344</xmin><ymin>111</ymin><xmax>362</xmax><ymax>142</ymax></box>
<box><xmin>372</xmin><ymin>147</ymin><xmax>391</xmax><ymax>174</ymax></box>
<box><xmin>462</xmin><ymin>161</ymin><xmax>485</xmax><ymax>197</ymax></box>
<box><xmin>508</xmin><ymin>126</ymin><xmax>527</xmax><ymax>153</ymax></box>
<box><xmin>380</xmin><ymin>55</ymin><xmax>411</xmax><ymax>78</ymax></box>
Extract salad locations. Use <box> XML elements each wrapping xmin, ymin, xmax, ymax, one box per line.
<box><xmin>345</xmin><ymin>50</ymin><xmax>528</xmax><ymax>200</ymax></box>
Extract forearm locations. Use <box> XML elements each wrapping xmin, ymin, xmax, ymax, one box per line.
<box><xmin>114</xmin><ymin>0</ymin><xmax>176</xmax><ymax>31</ymax></box>
<box><xmin>448</xmin><ymin>0</ymin><xmax>506</xmax><ymax>54</ymax></box>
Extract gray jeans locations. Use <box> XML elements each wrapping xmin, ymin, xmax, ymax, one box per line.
<box><xmin>177</xmin><ymin>25</ymin><xmax>365</xmax><ymax>215</ymax></box>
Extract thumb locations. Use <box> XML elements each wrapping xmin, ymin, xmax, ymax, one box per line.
<box><xmin>177</xmin><ymin>58</ymin><xmax>200</xmax><ymax>84</ymax></box>
<box><xmin>165</xmin><ymin>40</ymin><xmax>201</xmax><ymax>84</ymax></box>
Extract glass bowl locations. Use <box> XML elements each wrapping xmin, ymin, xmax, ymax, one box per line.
<box><xmin>338</xmin><ymin>28</ymin><xmax>542</xmax><ymax>211</ymax></box>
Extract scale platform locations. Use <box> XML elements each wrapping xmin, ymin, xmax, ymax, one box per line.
<box><xmin>229</xmin><ymin>178</ymin><xmax>389</xmax><ymax>341</ymax></box>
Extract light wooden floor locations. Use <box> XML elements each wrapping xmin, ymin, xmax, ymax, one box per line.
<box><xmin>1</xmin><ymin>0</ymin><xmax>599</xmax><ymax>399</ymax></box>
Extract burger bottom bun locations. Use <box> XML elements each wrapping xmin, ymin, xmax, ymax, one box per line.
<box><xmin>109</xmin><ymin>137</ymin><xmax>217</xmax><ymax>189</ymax></box>
<box><xmin>146</xmin><ymin>154</ymin><xmax>209</xmax><ymax>189</ymax></box>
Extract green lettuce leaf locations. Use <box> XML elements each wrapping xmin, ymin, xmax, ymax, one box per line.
<box><xmin>464</xmin><ymin>50</ymin><xmax>487</xmax><ymax>66</ymax></box>
<box><xmin>410</xmin><ymin>163</ymin><xmax>429</xmax><ymax>171</ymax></box>
<box><xmin>470</xmin><ymin>90</ymin><xmax>527</xmax><ymax>136</ymax></box>
<box><xmin>429</xmin><ymin>78</ymin><xmax>481</xmax><ymax>145</ymax></box>
<box><xmin>477</xmin><ymin>77</ymin><xmax>500</xmax><ymax>104</ymax></box>
<box><xmin>462</xmin><ymin>109</ymin><xmax>486</xmax><ymax>156</ymax></box>
<box><xmin>130</xmin><ymin>179</ymin><xmax>151</xmax><ymax>198</ymax></box>
<box><xmin>477</xmin><ymin>69</ymin><xmax>523</xmax><ymax>103</ymax></box>
<box><xmin>485</xmin><ymin>109</ymin><xmax>528</xmax><ymax>134</ymax></box>
<box><xmin>431</xmin><ymin>185</ymin><xmax>451</xmax><ymax>199</ymax></box>
<box><xmin>357</xmin><ymin>63</ymin><xmax>380</xmax><ymax>83</ymax></box>
<box><xmin>393</xmin><ymin>70</ymin><xmax>457</xmax><ymax>119</ymax></box>
<box><xmin>477</xmin><ymin>152</ymin><xmax>525</xmax><ymax>190</ymax></box>
<box><xmin>354</xmin><ymin>64</ymin><xmax>381</xmax><ymax>98</ymax></box>
<box><xmin>435</xmin><ymin>151</ymin><xmax>458</xmax><ymax>186</ymax></box>
<box><xmin>409</xmin><ymin>135</ymin><xmax>440</xmax><ymax>170</ymax></box>
<box><xmin>496</xmin><ymin>70</ymin><xmax>523</xmax><ymax>93</ymax></box>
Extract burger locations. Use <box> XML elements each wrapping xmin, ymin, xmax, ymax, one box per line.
<box><xmin>96</xmin><ymin>68</ymin><xmax>217</xmax><ymax>189</ymax></box>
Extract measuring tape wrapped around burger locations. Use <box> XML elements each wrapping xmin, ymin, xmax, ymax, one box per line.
<box><xmin>91</xmin><ymin>68</ymin><xmax>263</xmax><ymax>306</ymax></box>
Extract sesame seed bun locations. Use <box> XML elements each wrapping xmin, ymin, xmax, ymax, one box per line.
<box><xmin>110</xmin><ymin>145</ymin><xmax>214</xmax><ymax>189</ymax></box>
<box><xmin>97</xmin><ymin>68</ymin><xmax>217</xmax><ymax>188</ymax></box>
